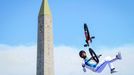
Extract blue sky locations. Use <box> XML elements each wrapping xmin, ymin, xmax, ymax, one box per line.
<box><xmin>0</xmin><ymin>0</ymin><xmax>134</xmax><ymax>47</ymax></box>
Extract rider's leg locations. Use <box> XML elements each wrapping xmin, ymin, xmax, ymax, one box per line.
<box><xmin>106</xmin><ymin>57</ymin><xmax>118</xmax><ymax>74</ymax></box>
<box><xmin>105</xmin><ymin>56</ymin><xmax>115</xmax><ymax>68</ymax></box>
<box><xmin>94</xmin><ymin>60</ymin><xmax>109</xmax><ymax>73</ymax></box>
<box><xmin>94</xmin><ymin>52</ymin><xmax>122</xmax><ymax>73</ymax></box>
<box><xmin>94</xmin><ymin>56</ymin><xmax>115</xmax><ymax>73</ymax></box>
<box><xmin>95</xmin><ymin>53</ymin><xmax>122</xmax><ymax>73</ymax></box>
<box><xmin>107</xmin><ymin>52</ymin><xmax>122</xmax><ymax>63</ymax></box>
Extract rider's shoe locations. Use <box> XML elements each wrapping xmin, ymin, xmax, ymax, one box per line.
<box><xmin>111</xmin><ymin>68</ymin><xmax>118</xmax><ymax>74</ymax></box>
<box><xmin>116</xmin><ymin>52</ymin><xmax>122</xmax><ymax>60</ymax></box>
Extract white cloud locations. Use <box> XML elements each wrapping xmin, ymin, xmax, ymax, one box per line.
<box><xmin>0</xmin><ymin>44</ymin><xmax>134</xmax><ymax>75</ymax></box>
<box><xmin>54</xmin><ymin>45</ymin><xmax>84</xmax><ymax>75</ymax></box>
<box><xmin>0</xmin><ymin>44</ymin><xmax>36</xmax><ymax>75</ymax></box>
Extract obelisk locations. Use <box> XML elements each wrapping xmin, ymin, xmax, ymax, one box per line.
<box><xmin>37</xmin><ymin>0</ymin><xmax>54</xmax><ymax>75</ymax></box>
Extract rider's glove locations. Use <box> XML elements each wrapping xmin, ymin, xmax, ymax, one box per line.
<box><xmin>83</xmin><ymin>68</ymin><xmax>86</xmax><ymax>72</ymax></box>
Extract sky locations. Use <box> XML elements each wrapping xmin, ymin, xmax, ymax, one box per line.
<box><xmin>0</xmin><ymin>0</ymin><xmax>134</xmax><ymax>75</ymax></box>
<box><xmin>0</xmin><ymin>0</ymin><xmax>134</xmax><ymax>47</ymax></box>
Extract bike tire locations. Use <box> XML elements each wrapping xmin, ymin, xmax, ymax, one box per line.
<box><xmin>89</xmin><ymin>48</ymin><xmax>99</xmax><ymax>63</ymax></box>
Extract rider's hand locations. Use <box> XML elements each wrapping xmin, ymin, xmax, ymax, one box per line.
<box><xmin>83</xmin><ymin>68</ymin><xmax>86</xmax><ymax>72</ymax></box>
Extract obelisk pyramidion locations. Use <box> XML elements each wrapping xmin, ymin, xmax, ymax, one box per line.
<box><xmin>37</xmin><ymin>0</ymin><xmax>54</xmax><ymax>75</ymax></box>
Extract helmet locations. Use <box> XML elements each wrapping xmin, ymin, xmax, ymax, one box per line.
<box><xmin>79</xmin><ymin>50</ymin><xmax>86</xmax><ymax>58</ymax></box>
